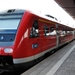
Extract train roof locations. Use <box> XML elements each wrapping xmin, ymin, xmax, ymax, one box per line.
<box><xmin>0</xmin><ymin>9</ymin><xmax>74</xmax><ymax>30</ymax></box>
<box><xmin>30</xmin><ymin>10</ymin><xmax>74</xmax><ymax>30</ymax></box>
<box><xmin>0</xmin><ymin>9</ymin><xmax>25</xmax><ymax>16</ymax></box>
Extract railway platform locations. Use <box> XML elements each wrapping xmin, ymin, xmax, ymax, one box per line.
<box><xmin>21</xmin><ymin>40</ymin><xmax>75</xmax><ymax>75</ymax></box>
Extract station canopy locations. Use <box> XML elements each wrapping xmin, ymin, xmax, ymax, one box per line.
<box><xmin>55</xmin><ymin>0</ymin><xmax>75</xmax><ymax>20</ymax></box>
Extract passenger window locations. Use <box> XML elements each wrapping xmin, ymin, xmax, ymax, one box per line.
<box><xmin>30</xmin><ymin>20</ymin><xmax>39</xmax><ymax>38</ymax></box>
<box><xmin>67</xmin><ymin>31</ymin><xmax>73</xmax><ymax>35</ymax></box>
<box><xmin>50</xmin><ymin>27</ymin><xmax>56</xmax><ymax>35</ymax></box>
<box><xmin>50</xmin><ymin>27</ymin><xmax>54</xmax><ymax>32</ymax></box>
<box><xmin>59</xmin><ymin>28</ymin><xmax>66</xmax><ymax>36</ymax></box>
<box><xmin>44</xmin><ymin>25</ymin><xmax>49</xmax><ymax>36</ymax></box>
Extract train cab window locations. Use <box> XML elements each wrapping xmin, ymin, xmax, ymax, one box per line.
<box><xmin>44</xmin><ymin>25</ymin><xmax>49</xmax><ymax>36</ymax></box>
<box><xmin>30</xmin><ymin>20</ymin><xmax>39</xmax><ymax>38</ymax></box>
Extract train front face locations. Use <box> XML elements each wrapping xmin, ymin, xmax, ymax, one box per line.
<box><xmin>0</xmin><ymin>9</ymin><xmax>25</xmax><ymax>66</ymax></box>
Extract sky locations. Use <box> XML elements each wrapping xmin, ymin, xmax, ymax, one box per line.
<box><xmin>0</xmin><ymin>0</ymin><xmax>75</xmax><ymax>28</ymax></box>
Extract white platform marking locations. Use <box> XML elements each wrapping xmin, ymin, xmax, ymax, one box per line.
<box><xmin>46</xmin><ymin>45</ymin><xmax>75</xmax><ymax>75</ymax></box>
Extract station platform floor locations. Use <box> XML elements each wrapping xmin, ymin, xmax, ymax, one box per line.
<box><xmin>21</xmin><ymin>40</ymin><xmax>75</xmax><ymax>75</ymax></box>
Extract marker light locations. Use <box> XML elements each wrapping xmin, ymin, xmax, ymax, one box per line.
<box><xmin>4</xmin><ymin>48</ymin><xmax>13</xmax><ymax>53</ymax></box>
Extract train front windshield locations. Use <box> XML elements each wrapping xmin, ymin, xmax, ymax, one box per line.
<box><xmin>0</xmin><ymin>12</ymin><xmax>24</xmax><ymax>47</ymax></box>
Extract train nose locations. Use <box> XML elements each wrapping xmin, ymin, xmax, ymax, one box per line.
<box><xmin>0</xmin><ymin>47</ymin><xmax>13</xmax><ymax>66</ymax></box>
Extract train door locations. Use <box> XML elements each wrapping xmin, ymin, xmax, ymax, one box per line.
<box><xmin>29</xmin><ymin>20</ymin><xmax>42</xmax><ymax>60</ymax></box>
<box><xmin>58</xmin><ymin>25</ymin><xmax>66</xmax><ymax>45</ymax></box>
<box><xmin>56</xmin><ymin>24</ymin><xmax>59</xmax><ymax>47</ymax></box>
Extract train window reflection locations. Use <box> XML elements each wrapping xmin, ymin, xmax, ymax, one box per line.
<box><xmin>49</xmin><ymin>30</ymin><xmax>56</xmax><ymax>35</ymax></box>
<box><xmin>50</xmin><ymin>27</ymin><xmax>56</xmax><ymax>35</ymax></box>
<box><xmin>44</xmin><ymin>26</ymin><xmax>56</xmax><ymax>36</ymax></box>
<box><xmin>66</xmin><ymin>31</ymin><xmax>74</xmax><ymax>35</ymax></box>
<box><xmin>50</xmin><ymin>27</ymin><xmax>54</xmax><ymax>32</ymax></box>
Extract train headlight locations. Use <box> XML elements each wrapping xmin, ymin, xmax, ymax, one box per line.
<box><xmin>4</xmin><ymin>48</ymin><xmax>13</xmax><ymax>53</ymax></box>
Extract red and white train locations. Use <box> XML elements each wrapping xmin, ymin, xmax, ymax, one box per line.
<box><xmin>0</xmin><ymin>9</ymin><xmax>74</xmax><ymax>71</ymax></box>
